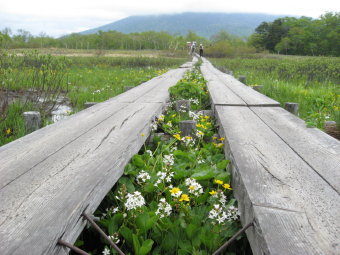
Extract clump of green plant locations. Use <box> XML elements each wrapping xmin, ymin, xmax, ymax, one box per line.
<box><xmin>169</xmin><ymin>70</ymin><xmax>210</xmax><ymax>110</ymax></box>
<box><xmin>74</xmin><ymin>68</ymin><xmax>249</xmax><ymax>255</ymax></box>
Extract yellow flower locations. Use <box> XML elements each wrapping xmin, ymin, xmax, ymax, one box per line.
<box><xmin>212</xmin><ymin>137</ymin><xmax>217</xmax><ymax>140</ymax></box>
<box><xmin>214</xmin><ymin>143</ymin><xmax>224</xmax><ymax>148</ymax></box>
<box><xmin>140</xmin><ymin>133</ymin><xmax>145</xmax><ymax>137</ymax></box>
<box><xmin>196</xmin><ymin>124</ymin><xmax>203</xmax><ymax>128</ymax></box>
<box><xmin>204</xmin><ymin>116</ymin><xmax>210</xmax><ymax>119</ymax></box>
<box><xmin>179</xmin><ymin>194</ymin><xmax>190</xmax><ymax>202</ymax></box>
<box><xmin>189</xmin><ymin>185</ymin><xmax>195</xmax><ymax>190</ymax></box>
<box><xmin>170</xmin><ymin>187</ymin><xmax>181</xmax><ymax>194</ymax></box>
<box><xmin>171</xmin><ymin>114</ymin><xmax>177</xmax><ymax>118</ymax></box>
<box><xmin>209</xmin><ymin>190</ymin><xmax>217</xmax><ymax>195</ymax></box>
<box><xmin>5</xmin><ymin>128</ymin><xmax>11</xmax><ymax>135</ymax></box>
<box><xmin>173</xmin><ymin>134</ymin><xmax>181</xmax><ymax>140</ymax></box>
<box><xmin>219</xmin><ymin>137</ymin><xmax>225</xmax><ymax>141</ymax></box>
<box><xmin>185</xmin><ymin>136</ymin><xmax>193</xmax><ymax>140</ymax></box>
<box><xmin>214</xmin><ymin>179</ymin><xmax>223</xmax><ymax>185</ymax></box>
<box><xmin>222</xmin><ymin>184</ymin><xmax>232</xmax><ymax>190</ymax></box>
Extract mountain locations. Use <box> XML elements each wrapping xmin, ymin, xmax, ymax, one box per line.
<box><xmin>80</xmin><ymin>12</ymin><xmax>288</xmax><ymax>38</ymax></box>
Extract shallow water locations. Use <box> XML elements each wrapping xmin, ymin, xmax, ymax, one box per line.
<box><xmin>51</xmin><ymin>104</ymin><xmax>72</xmax><ymax>123</ymax></box>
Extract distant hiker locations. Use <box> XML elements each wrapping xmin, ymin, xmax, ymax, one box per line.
<box><xmin>190</xmin><ymin>41</ymin><xmax>196</xmax><ymax>55</ymax></box>
<box><xmin>199</xmin><ymin>44</ymin><xmax>204</xmax><ymax>57</ymax></box>
<box><xmin>186</xmin><ymin>42</ymin><xmax>192</xmax><ymax>55</ymax></box>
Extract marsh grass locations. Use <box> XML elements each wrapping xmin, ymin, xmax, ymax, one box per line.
<box><xmin>0</xmin><ymin>50</ymin><xmax>188</xmax><ymax>146</ymax></box>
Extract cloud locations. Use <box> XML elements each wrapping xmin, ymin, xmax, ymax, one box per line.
<box><xmin>0</xmin><ymin>0</ymin><xmax>338</xmax><ymax>37</ymax></box>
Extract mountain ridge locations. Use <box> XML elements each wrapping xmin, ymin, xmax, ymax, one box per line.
<box><xmin>79</xmin><ymin>12</ymin><xmax>289</xmax><ymax>38</ymax></box>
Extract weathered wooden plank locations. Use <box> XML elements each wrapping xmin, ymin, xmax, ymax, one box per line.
<box><xmin>251</xmin><ymin>106</ymin><xmax>340</xmax><ymax>193</ymax></box>
<box><xmin>215</xmin><ymin>105</ymin><xmax>340</xmax><ymax>254</ymax></box>
<box><xmin>112</xmin><ymin>68</ymin><xmax>187</xmax><ymax>103</ymax></box>
<box><xmin>0</xmin><ymin>68</ymin><xmax>188</xmax><ymax>190</ymax></box>
<box><xmin>200</xmin><ymin>62</ymin><xmax>246</xmax><ymax>106</ymax></box>
<box><xmin>251</xmin><ymin>206</ymin><xmax>325</xmax><ymax>255</ymax></box>
<box><xmin>201</xmin><ymin>59</ymin><xmax>280</xmax><ymax>106</ymax></box>
<box><xmin>0</xmin><ymin>102</ymin><xmax>163</xmax><ymax>255</ymax></box>
<box><xmin>0</xmin><ymin>63</ymin><xmax>189</xmax><ymax>254</ymax></box>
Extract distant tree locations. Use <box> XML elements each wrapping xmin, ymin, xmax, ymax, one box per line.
<box><xmin>250</xmin><ymin>12</ymin><xmax>340</xmax><ymax>56</ymax></box>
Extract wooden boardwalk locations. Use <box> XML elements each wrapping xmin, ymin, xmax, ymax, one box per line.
<box><xmin>201</xmin><ymin>58</ymin><xmax>340</xmax><ymax>255</ymax></box>
<box><xmin>0</xmin><ymin>61</ymin><xmax>194</xmax><ymax>255</ymax></box>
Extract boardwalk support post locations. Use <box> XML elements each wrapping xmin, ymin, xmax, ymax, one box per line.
<box><xmin>179</xmin><ymin>120</ymin><xmax>197</xmax><ymax>137</ymax></box>
<box><xmin>284</xmin><ymin>102</ymin><xmax>299</xmax><ymax>115</ymax></box>
<box><xmin>84</xmin><ymin>102</ymin><xmax>98</xmax><ymax>108</ymax></box>
<box><xmin>238</xmin><ymin>75</ymin><xmax>246</xmax><ymax>84</ymax></box>
<box><xmin>22</xmin><ymin>111</ymin><xmax>41</xmax><ymax>133</ymax></box>
<box><xmin>175</xmin><ymin>100</ymin><xmax>191</xmax><ymax>113</ymax></box>
<box><xmin>252</xmin><ymin>85</ymin><xmax>264</xmax><ymax>92</ymax></box>
<box><xmin>124</xmin><ymin>86</ymin><xmax>134</xmax><ymax>92</ymax></box>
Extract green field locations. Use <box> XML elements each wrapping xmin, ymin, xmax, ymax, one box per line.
<box><xmin>0</xmin><ymin>50</ymin><xmax>188</xmax><ymax>146</ymax></box>
<box><xmin>210</xmin><ymin>55</ymin><xmax>340</xmax><ymax>129</ymax></box>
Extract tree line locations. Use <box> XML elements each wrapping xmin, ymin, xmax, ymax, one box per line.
<box><xmin>0</xmin><ymin>29</ymin><xmax>209</xmax><ymax>51</ymax></box>
<box><xmin>0</xmin><ymin>12</ymin><xmax>339</xmax><ymax>57</ymax></box>
<box><xmin>249</xmin><ymin>12</ymin><xmax>340</xmax><ymax>56</ymax></box>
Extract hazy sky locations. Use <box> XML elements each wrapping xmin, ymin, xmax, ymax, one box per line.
<box><xmin>0</xmin><ymin>0</ymin><xmax>339</xmax><ymax>37</ymax></box>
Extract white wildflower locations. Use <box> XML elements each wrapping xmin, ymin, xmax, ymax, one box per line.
<box><xmin>145</xmin><ymin>150</ymin><xmax>153</xmax><ymax>157</ymax></box>
<box><xmin>208</xmin><ymin>204</ymin><xmax>228</xmax><ymax>225</ymax></box>
<box><xmin>196</xmin><ymin>131</ymin><xmax>204</xmax><ymax>138</ymax></box>
<box><xmin>181</xmin><ymin>136</ymin><xmax>195</xmax><ymax>146</ymax></box>
<box><xmin>155</xmin><ymin>198</ymin><xmax>172</xmax><ymax>218</ymax></box>
<box><xmin>102</xmin><ymin>247</ymin><xmax>110</xmax><ymax>255</ymax></box>
<box><xmin>185</xmin><ymin>178</ymin><xmax>203</xmax><ymax>196</ymax></box>
<box><xmin>151</xmin><ymin>122</ymin><xmax>158</xmax><ymax>131</ymax></box>
<box><xmin>108</xmin><ymin>233</ymin><xmax>120</xmax><ymax>244</ymax></box>
<box><xmin>154</xmin><ymin>170</ymin><xmax>174</xmax><ymax>186</ymax></box>
<box><xmin>124</xmin><ymin>191</ymin><xmax>145</xmax><ymax>210</ymax></box>
<box><xmin>170</xmin><ymin>145</ymin><xmax>178</xmax><ymax>152</ymax></box>
<box><xmin>189</xmin><ymin>98</ymin><xmax>199</xmax><ymax>105</ymax></box>
<box><xmin>189</xmin><ymin>111</ymin><xmax>199</xmax><ymax>120</ymax></box>
<box><xmin>226</xmin><ymin>206</ymin><xmax>240</xmax><ymax>221</ymax></box>
<box><xmin>163</xmin><ymin>154</ymin><xmax>175</xmax><ymax>166</ymax></box>
<box><xmin>136</xmin><ymin>170</ymin><xmax>151</xmax><ymax>185</ymax></box>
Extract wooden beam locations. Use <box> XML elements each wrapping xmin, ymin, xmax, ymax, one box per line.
<box><xmin>215</xmin><ymin>105</ymin><xmax>340</xmax><ymax>254</ymax></box>
<box><xmin>0</xmin><ymin>66</ymin><xmax>190</xmax><ymax>255</ymax></box>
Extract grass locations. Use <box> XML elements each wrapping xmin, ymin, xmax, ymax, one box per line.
<box><xmin>0</xmin><ymin>50</ymin><xmax>189</xmax><ymax>146</ymax></box>
<box><xmin>210</xmin><ymin>54</ymin><xmax>340</xmax><ymax>129</ymax></box>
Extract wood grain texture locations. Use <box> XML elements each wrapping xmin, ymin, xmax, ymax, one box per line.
<box><xmin>215</xmin><ymin>105</ymin><xmax>340</xmax><ymax>255</ymax></box>
<box><xmin>200</xmin><ymin>62</ymin><xmax>246</xmax><ymax>106</ymax></box>
<box><xmin>0</xmin><ymin>65</ymin><xmax>189</xmax><ymax>254</ymax></box>
<box><xmin>201</xmin><ymin>59</ymin><xmax>280</xmax><ymax>106</ymax></box>
<box><xmin>251</xmin><ymin>107</ymin><xmax>340</xmax><ymax>194</ymax></box>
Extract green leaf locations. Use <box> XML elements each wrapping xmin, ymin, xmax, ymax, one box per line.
<box><xmin>119</xmin><ymin>226</ymin><xmax>133</xmax><ymax>246</ymax></box>
<box><xmin>191</xmin><ymin>169</ymin><xmax>215</xmax><ymax>180</ymax></box>
<box><xmin>216</xmin><ymin>160</ymin><xmax>229</xmax><ymax>170</ymax></box>
<box><xmin>136</xmin><ymin>212</ymin><xmax>157</xmax><ymax>233</ymax></box>
<box><xmin>215</xmin><ymin>171</ymin><xmax>231</xmax><ymax>183</ymax></box>
<box><xmin>143</xmin><ymin>182</ymin><xmax>156</xmax><ymax>193</ymax></box>
<box><xmin>132</xmin><ymin>234</ymin><xmax>141</xmax><ymax>254</ymax></box>
<box><xmin>139</xmin><ymin>239</ymin><xmax>154</xmax><ymax>255</ymax></box>
<box><xmin>185</xmin><ymin>223</ymin><xmax>197</xmax><ymax>239</ymax></box>
<box><xmin>211</xmin><ymin>154</ymin><xmax>225</xmax><ymax>163</ymax></box>
<box><xmin>124</xmin><ymin>163</ymin><xmax>137</xmax><ymax>176</ymax></box>
<box><xmin>132</xmin><ymin>154</ymin><xmax>145</xmax><ymax>168</ymax></box>
<box><xmin>118</xmin><ymin>176</ymin><xmax>135</xmax><ymax>193</ymax></box>
<box><xmin>174</xmin><ymin>150</ymin><xmax>196</xmax><ymax>163</ymax></box>
<box><xmin>161</xmin><ymin>232</ymin><xmax>177</xmax><ymax>251</ymax></box>
<box><xmin>108</xmin><ymin>213</ymin><xmax>124</xmax><ymax>235</ymax></box>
